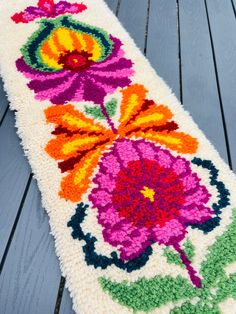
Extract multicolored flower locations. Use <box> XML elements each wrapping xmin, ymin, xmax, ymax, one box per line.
<box><xmin>16</xmin><ymin>16</ymin><xmax>134</xmax><ymax>105</ymax></box>
<box><xmin>45</xmin><ymin>84</ymin><xmax>198</xmax><ymax>202</ymax></box>
<box><xmin>89</xmin><ymin>138</ymin><xmax>213</xmax><ymax>287</ymax></box>
<box><xmin>11</xmin><ymin>0</ymin><xmax>87</xmax><ymax>24</ymax></box>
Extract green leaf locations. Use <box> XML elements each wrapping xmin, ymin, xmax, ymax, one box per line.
<box><xmin>171</xmin><ymin>301</ymin><xmax>220</xmax><ymax>314</ymax></box>
<box><xmin>184</xmin><ymin>238</ymin><xmax>195</xmax><ymax>260</ymax></box>
<box><xmin>164</xmin><ymin>238</ymin><xmax>195</xmax><ymax>268</ymax></box>
<box><xmin>163</xmin><ymin>247</ymin><xmax>183</xmax><ymax>267</ymax></box>
<box><xmin>99</xmin><ymin>275</ymin><xmax>199</xmax><ymax>312</ymax></box>
<box><xmin>99</xmin><ymin>210</ymin><xmax>236</xmax><ymax>313</ymax></box>
<box><xmin>85</xmin><ymin>98</ymin><xmax>117</xmax><ymax>120</ymax></box>
<box><xmin>214</xmin><ymin>273</ymin><xmax>236</xmax><ymax>303</ymax></box>
<box><xmin>84</xmin><ymin>106</ymin><xmax>105</xmax><ymax>119</ymax></box>
<box><xmin>201</xmin><ymin>208</ymin><xmax>236</xmax><ymax>286</ymax></box>
<box><xmin>105</xmin><ymin>99</ymin><xmax>117</xmax><ymax>117</ymax></box>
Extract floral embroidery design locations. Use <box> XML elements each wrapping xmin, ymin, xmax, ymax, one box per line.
<box><xmin>45</xmin><ymin>84</ymin><xmax>198</xmax><ymax>202</ymax></box>
<box><xmin>67</xmin><ymin>202</ymin><xmax>153</xmax><ymax>272</ymax></box>
<box><xmin>68</xmin><ymin>157</ymin><xmax>230</xmax><ymax>272</ymax></box>
<box><xmin>11</xmin><ymin>0</ymin><xmax>87</xmax><ymax>24</ymax></box>
<box><xmin>16</xmin><ymin>16</ymin><xmax>134</xmax><ymax>110</ymax></box>
<box><xmin>89</xmin><ymin>139</ymin><xmax>212</xmax><ymax>287</ymax></box>
<box><xmin>190</xmin><ymin>157</ymin><xmax>230</xmax><ymax>233</ymax></box>
<box><xmin>11</xmin><ymin>1</ymin><xmax>234</xmax><ymax>311</ymax></box>
<box><xmin>68</xmin><ymin>158</ymin><xmax>229</xmax><ymax>272</ymax></box>
<box><xmin>99</xmin><ymin>207</ymin><xmax>236</xmax><ymax>313</ymax></box>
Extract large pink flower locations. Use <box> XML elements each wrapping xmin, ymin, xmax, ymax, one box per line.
<box><xmin>89</xmin><ymin>138</ymin><xmax>213</xmax><ymax>287</ymax></box>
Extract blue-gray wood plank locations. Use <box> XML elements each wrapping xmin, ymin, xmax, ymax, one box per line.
<box><xmin>147</xmin><ymin>0</ymin><xmax>180</xmax><ymax>99</ymax></box>
<box><xmin>0</xmin><ymin>78</ymin><xmax>8</xmax><ymax>122</ymax></box>
<box><xmin>118</xmin><ymin>0</ymin><xmax>148</xmax><ymax>51</ymax></box>
<box><xmin>105</xmin><ymin>0</ymin><xmax>118</xmax><ymax>12</ymax></box>
<box><xmin>60</xmin><ymin>287</ymin><xmax>75</xmax><ymax>314</ymax></box>
<box><xmin>0</xmin><ymin>110</ymin><xmax>31</xmax><ymax>261</ymax></box>
<box><xmin>0</xmin><ymin>179</ymin><xmax>61</xmax><ymax>314</ymax></box>
<box><xmin>179</xmin><ymin>0</ymin><xmax>229</xmax><ymax>163</ymax></box>
<box><xmin>232</xmin><ymin>0</ymin><xmax>236</xmax><ymax>16</ymax></box>
<box><xmin>0</xmin><ymin>1</ymin><xmax>235</xmax><ymax>313</ymax></box>
<box><xmin>206</xmin><ymin>0</ymin><xmax>236</xmax><ymax>169</ymax></box>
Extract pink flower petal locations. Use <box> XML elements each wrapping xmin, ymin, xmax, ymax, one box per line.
<box><xmin>180</xmin><ymin>206</ymin><xmax>214</xmax><ymax>224</ymax></box>
<box><xmin>156</xmin><ymin>149</ymin><xmax>173</xmax><ymax>168</ymax></box>
<box><xmin>98</xmin><ymin>206</ymin><xmax>121</xmax><ymax>226</ymax></box>
<box><xmin>115</xmin><ymin>139</ymin><xmax>139</xmax><ymax>167</ymax></box>
<box><xmin>185</xmin><ymin>186</ymin><xmax>211</xmax><ymax>206</ymax></box>
<box><xmin>102</xmin><ymin>154</ymin><xmax>121</xmax><ymax>177</ymax></box>
<box><xmin>182</xmin><ymin>173</ymin><xmax>200</xmax><ymax>192</ymax></box>
<box><xmin>94</xmin><ymin>174</ymin><xmax>116</xmax><ymax>193</ymax></box>
<box><xmin>172</xmin><ymin>157</ymin><xmax>189</xmax><ymax>176</ymax></box>
<box><xmin>152</xmin><ymin>219</ymin><xmax>186</xmax><ymax>245</ymax></box>
<box><xmin>136</xmin><ymin>141</ymin><xmax>157</xmax><ymax>159</ymax></box>
<box><xmin>103</xmin><ymin>220</ymin><xmax>151</xmax><ymax>260</ymax></box>
<box><xmin>90</xmin><ymin>190</ymin><xmax>112</xmax><ymax>208</ymax></box>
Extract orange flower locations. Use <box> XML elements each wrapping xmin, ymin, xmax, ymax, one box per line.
<box><xmin>45</xmin><ymin>104</ymin><xmax>115</xmax><ymax>202</ymax></box>
<box><xmin>45</xmin><ymin>84</ymin><xmax>198</xmax><ymax>202</ymax></box>
<box><xmin>118</xmin><ymin>84</ymin><xmax>198</xmax><ymax>154</ymax></box>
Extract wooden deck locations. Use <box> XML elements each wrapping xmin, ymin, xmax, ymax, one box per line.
<box><xmin>0</xmin><ymin>0</ymin><xmax>236</xmax><ymax>313</ymax></box>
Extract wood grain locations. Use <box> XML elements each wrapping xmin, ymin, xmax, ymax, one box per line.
<box><xmin>0</xmin><ymin>110</ymin><xmax>31</xmax><ymax>261</ymax></box>
<box><xmin>118</xmin><ymin>0</ymin><xmax>148</xmax><ymax>52</ymax></box>
<box><xmin>60</xmin><ymin>287</ymin><xmax>75</xmax><ymax>314</ymax></box>
<box><xmin>0</xmin><ymin>78</ymin><xmax>8</xmax><ymax>122</ymax></box>
<box><xmin>147</xmin><ymin>0</ymin><xmax>180</xmax><ymax>99</ymax></box>
<box><xmin>105</xmin><ymin>0</ymin><xmax>118</xmax><ymax>12</ymax></box>
<box><xmin>0</xmin><ymin>179</ymin><xmax>61</xmax><ymax>314</ymax></box>
<box><xmin>179</xmin><ymin>0</ymin><xmax>228</xmax><ymax>163</ymax></box>
<box><xmin>206</xmin><ymin>0</ymin><xmax>236</xmax><ymax>169</ymax></box>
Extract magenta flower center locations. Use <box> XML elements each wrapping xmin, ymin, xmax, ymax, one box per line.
<box><xmin>58</xmin><ymin>50</ymin><xmax>93</xmax><ymax>71</ymax></box>
<box><xmin>112</xmin><ymin>159</ymin><xmax>185</xmax><ymax>229</ymax></box>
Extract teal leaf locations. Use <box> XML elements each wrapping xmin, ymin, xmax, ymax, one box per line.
<box><xmin>105</xmin><ymin>98</ymin><xmax>118</xmax><ymax>117</ymax></box>
<box><xmin>99</xmin><ymin>275</ymin><xmax>199</xmax><ymax>312</ymax></box>
<box><xmin>164</xmin><ymin>238</ymin><xmax>195</xmax><ymax>268</ymax></box>
<box><xmin>201</xmin><ymin>208</ymin><xmax>236</xmax><ymax>286</ymax></box>
<box><xmin>85</xmin><ymin>98</ymin><xmax>117</xmax><ymax>120</ymax></box>
<box><xmin>84</xmin><ymin>106</ymin><xmax>104</xmax><ymax>119</ymax></box>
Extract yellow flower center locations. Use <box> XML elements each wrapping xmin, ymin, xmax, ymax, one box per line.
<box><xmin>140</xmin><ymin>186</ymin><xmax>155</xmax><ymax>202</ymax></box>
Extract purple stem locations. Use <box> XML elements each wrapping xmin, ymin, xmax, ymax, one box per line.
<box><xmin>172</xmin><ymin>242</ymin><xmax>202</xmax><ymax>289</ymax></box>
<box><xmin>100</xmin><ymin>102</ymin><xmax>118</xmax><ymax>134</ymax></box>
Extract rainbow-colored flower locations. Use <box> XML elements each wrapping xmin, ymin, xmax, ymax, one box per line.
<box><xmin>16</xmin><ymin>16</ymin><xmax>134</xmax><ymax>104</ymax></box>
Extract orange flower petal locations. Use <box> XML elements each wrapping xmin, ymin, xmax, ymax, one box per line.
<box><xmin>45</xmin><ymin>104</ymin><xmax>107</xmax><ymax>134</ymax></box>
<box><xmin>133</xmin><ymin>130</ymin><xmax>198</xmax><ymax>154</ymax></box>
<box><xmin>59</xmin><ymin>147</ymin><xmax>106</xmax><ymax>202</ymax></box>
<box><xmin>120</xmin><ymin>103</ymin><xmax>174</xmax><ymax>137</ymax></box>
<box><xmin>45</xmin><ymin>133</ymin><xmax>112</xmax><ymax>160</ymax></box>
<box><xmin>119</xmin><ymin>84</ymin><xmax>147</xmax><ymax>127</ymax></box>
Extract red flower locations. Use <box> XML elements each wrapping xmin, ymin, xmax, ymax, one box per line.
<box><xmin>11</xmin><ymin>0</ymin><xmax>87</xmax><ymax>24</ymax></box>
<box><xmin>89</xmin><ymin>139</ymin><xmax>213</xmax><ymax>287</ymax></box>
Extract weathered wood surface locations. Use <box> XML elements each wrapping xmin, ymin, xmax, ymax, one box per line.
<box><xmin>0</xmin><ymin>0</ymin><xmax>235</xmax><ymax>313</ymax></box>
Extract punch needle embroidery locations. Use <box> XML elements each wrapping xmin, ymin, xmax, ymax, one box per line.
<box><xmin>16</xmin><ymin>16</ymin><xmax>134</xmax><ymax>110</ymax></box>
<box><xmin>89</xmin><ymin>139</ymin><xmax>212</xmax><ymax>288</ymax></box>
<box><xmin>3</xmin><ymin>0</ymin><xmax>235</xmax><ymax>313</ymax></box>
<box><xmin>99</xmin><ymin>207</ymin><xmax>236</xmax><ymax>313</ymax></box>
<box><xmin>44</xmin><ymin>84</ymin><xmax>198</xmax><ymax>202</ymax></box>
<box><xmin>11</xmin><ymin>0</ymin><xmax>87</xmax><ymax>23</ymax></box>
